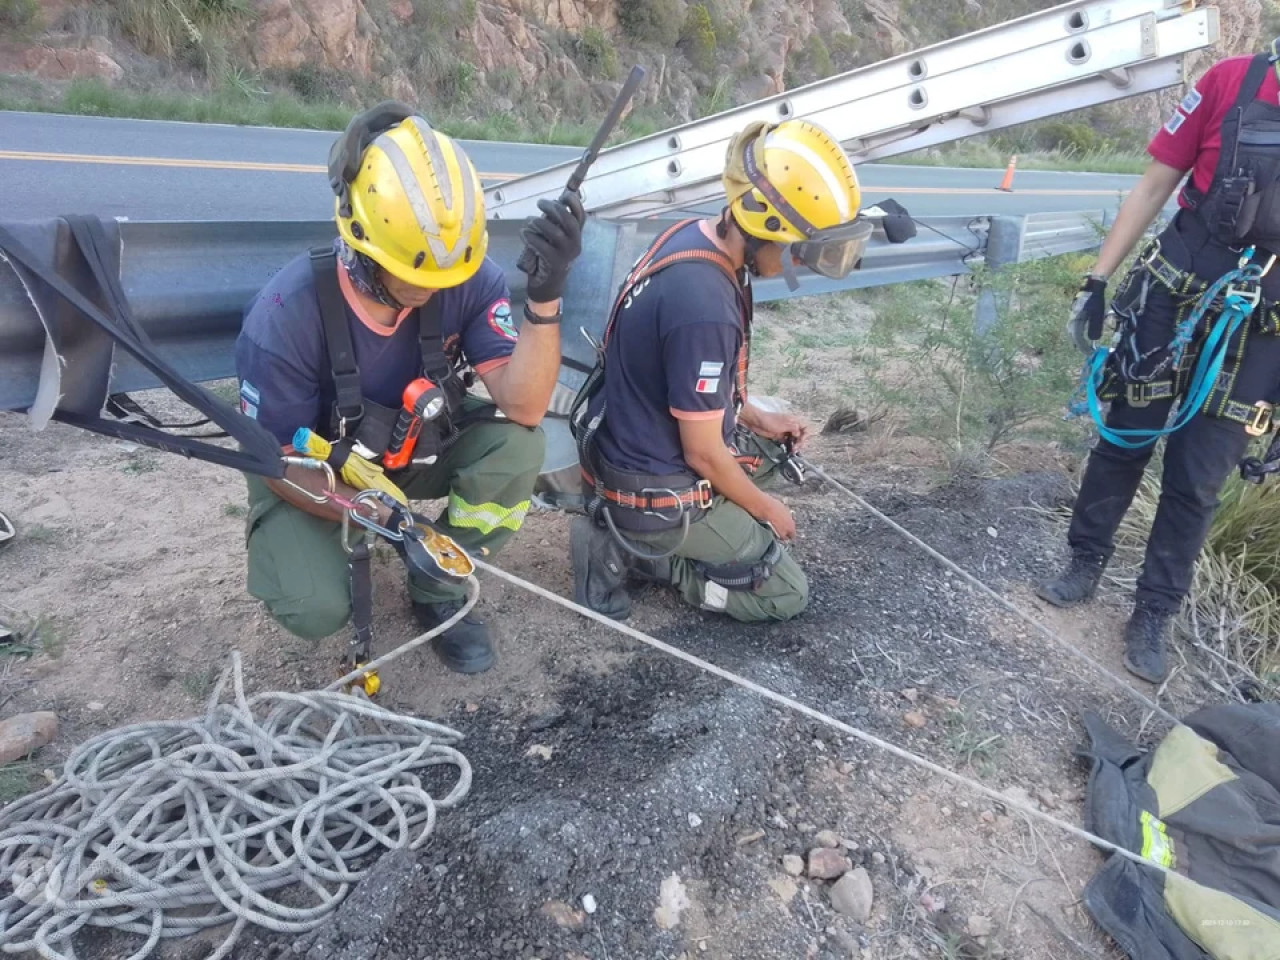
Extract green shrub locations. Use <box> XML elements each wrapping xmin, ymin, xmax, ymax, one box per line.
<box><xmin>1033</xmin><ymin>120</ymin><xmax>1100</xmax><ymax>155</ymax></box>
<box><xmin>0</xmin><ymin>0</ymin><xmax>38</xmax><ymax>30</ymax></box>
<box><xmin>619</xmin><ymin>0</ymin><xmax>682</xmax><ymax>47</ymax></box>
<box><xmin>574</xmin><ymin>25</ymin><xmax>619</xmax><ymax>79</ymax></box>
<box><xmin>111</xmin><ymin>0</ymin><xmax>248</xmax><ymax>72</ymax></box>
<box><xmin>679</xmin><ymin>3</ymin><xmax>716</xmax><ymax>73</ymax></box>
<box><xmin>828</xmin><ymin>33</ymin><xmax>859</xmax><ymax>72</ymax></box>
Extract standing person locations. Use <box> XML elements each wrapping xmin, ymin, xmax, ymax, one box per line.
<box><xmin>1038</xmin><ymin>45</ymin><xmax>1280</xmax><ymax>683</ymax></box>
<box><xmin>570</xmin><ymin>119</ymin><xmax>870</xmax><ymax>622</ymax></box>
<box><xmin>235</xmin><ymin>103</ymin><xmax>584</xmax><ymax>673</ymax></box>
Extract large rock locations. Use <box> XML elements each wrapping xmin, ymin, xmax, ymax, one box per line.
<box><xmin>807</xmin><ymin>847</ymin><xmax>852</xmax><ymax>879</ymax></box>
<box><xmin>829</xmin><ymin>866</ymin><xmax>874</xmax><ymax>921</ymax></box>
<box><xmin>0</xmin><ymin>712</ymin><xmax>58</xmax><ymax>765</ymax></box>
<box><xmin>18</xmin><ymin>45</ymin><xmax>123</xmax><ymax>83</ymax></box>
<box><xmin>250</xmin><ymin>0</ymin><xmax>375</xmax><ymax>76</ymax></box>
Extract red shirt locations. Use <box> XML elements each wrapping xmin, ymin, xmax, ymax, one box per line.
<box><xmin>1148</xmin><ymin>55</ymin><xmax>1280</xmax><ymax>209</ymax></box>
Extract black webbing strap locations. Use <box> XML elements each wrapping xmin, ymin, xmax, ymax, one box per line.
<box><xmin>347</xmin><ymin>540</ymin><xmax>375</xmax><ymax>664</ymax></box>
<box><xmin>105</xmin><ymin>393</ymin><xmax>223</xmax><ymax>436</ymax></box>
<box><xmin>416</xmin><ymin>293</ymin><xmax>463</xmax><ymax>416</ymax></box>
<box><xmin>0</xmin><ymin>217</ymin><xmax>284</xmax><ymax>478</ymax></box>
<box><xmin>310</xmin><ymin>246</ymin><xmax>365</xmax><ymax>435</ymax></box>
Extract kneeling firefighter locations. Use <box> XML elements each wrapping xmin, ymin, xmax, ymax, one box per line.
<box><xmin>235</xmin><ymin>102</ymin><xmax>584</xmax><ymax>673</ymax></box>
<box><xmin>1041</xmin><ymin>44</ymin><xmax>1280</xmax><ymax>683</ymax></box>
<box><xmin>569</xmin><ymin>119</ymin><xmax>871</xmax><ymax>622</ymax></box>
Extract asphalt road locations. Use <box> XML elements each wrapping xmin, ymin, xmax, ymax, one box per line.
<box><xmin>0</xmin><ymin>111</ymin><xmax>1142</xmax><ymax>222</ymax></box>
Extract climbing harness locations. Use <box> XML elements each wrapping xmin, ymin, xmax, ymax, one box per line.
<box><xmin>570</xmin><ymin>219</ymin><xmax>752</xmax><ymax>560</ymax></box>
<box><xmin>1068</xmin><ymin>245</ymin><xmax>1276</xmax><ymax>449</ymax></box>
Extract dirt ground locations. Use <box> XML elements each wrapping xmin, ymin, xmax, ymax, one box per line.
<box><xmin>0</xmin><ymin>293</ymin><xmax>1224</xmax><ymax>960</ymax></box>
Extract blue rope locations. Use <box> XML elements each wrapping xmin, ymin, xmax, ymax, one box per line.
<box><xmin>1067</xmin><ymin>253</ymin><xmax>1266</xmax><ymax>450</ymax></box>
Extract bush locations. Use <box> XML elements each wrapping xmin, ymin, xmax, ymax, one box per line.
<box><xmin>619</xmin><ymin>0</ymin><xmax>682</xmax><ymax>47</ymax></box>
<box><xmin>679</xmin><ymin>3</ymin><xmax>716</xmax><ymax>73</ymax></box>
<box><xmin>1033</xmin><ymin>120</ymin><xmax>1100</xmax><ymax>155</ymax></box>
<box><xmin>574</xmin><ymin>25</ymin><xmax>619</xmax><ymax>80</ymax></box>
<box><xmin>828</xmin><ymin>33</ymin><xmax>859</xmax><ymax>72</ymax></box>
<box><xmin>0</xmin><ymin>0</ymin><xmax>38</xmax><ymax>30</ymax></box>
<box><xmin>855</xmin><ymin>254</ymin><xmax>1089</xmax><ymax>459</ymax></box>
<box><xmin>111</xmin><ymin>0</ymin><xmax>248</xmax><ymax>72</ymax></box>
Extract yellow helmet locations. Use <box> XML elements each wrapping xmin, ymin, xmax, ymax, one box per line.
<box><xmin>333</xmin><ymin>112</ymin><xmax>487</xmax><ymax>289</ymax></box>
<box><xmin>723</xmin><ymin>119</ymin><xmax>861</xmax><ymax>243</ymax></box>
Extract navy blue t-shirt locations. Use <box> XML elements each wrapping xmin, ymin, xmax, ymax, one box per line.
<box><xmin>591</xmin><ymin>221</ymin><xmax>748</xmax><ymax>476</ymax></box>
<box><xmin>234</xmin><ymin>251</ymin><xmax>516</xmax><ymax>447</ymax></box>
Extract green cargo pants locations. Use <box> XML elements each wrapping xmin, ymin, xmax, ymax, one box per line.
<box><xmin>628</xmin><ymin>434</ymin><xmax>808</xmax><ymax>623</ymax></box>
<box><xmin>244</xmin><ymin>402</ymin><xmax>544</xmax><ymax>640</ymax></box>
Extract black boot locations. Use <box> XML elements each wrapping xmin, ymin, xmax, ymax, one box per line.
<box><xmin>412</xmin><ymin>599</ymin><xmax>495</xmax><ymax>674</ymax></box>
<box><xmin>570</xmin><ymin>516</ymin><xmax>632</xmax><ymax>620</ymax></box>
<box><xmin>1123</xmin><ymin>602</ymin><xmax>1171</xmax><ymax>683</ymax></box>
<box><xmin>1036</xmin><ymin>553</ymin><xmax>1106</xmax><ymax>607</ymax></box>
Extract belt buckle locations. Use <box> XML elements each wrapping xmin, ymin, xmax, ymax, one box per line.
<box><xmin>640</xmin><ymin>486</ymin><xmax>684</xmax><ymax>523</ymax></box>
<box><xmin>616</xmin><ymin>490</ymin><xmax>638</xmax><ymax>510</ymax></box>
<box><xmin>695</xmin><ymin>478</ymin><xmax>713</xmax><ymax>510</ymax></box>
<box><xmin>1126</xmin><ymin>383</ymin><xmax>1152</xmax><ymax>408</ymax></box>
<box><xmin>1245</xmin><ymin>401</ymin><xmax>1273</xmax><ymax>437</ymax></box>
<box><xmin>1225</xmin><ymin>281</ymin><xmax>1262</xmax><ymax>310</ymax></box>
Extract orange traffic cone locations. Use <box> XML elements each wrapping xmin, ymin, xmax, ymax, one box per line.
<box><xmin>997</xmin><ymin>154</ymin><xmax>1018</xmax><ymax>192</ymax></box>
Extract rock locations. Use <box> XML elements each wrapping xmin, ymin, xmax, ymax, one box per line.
<box><xmin>1036</xmin><ymin>788</ymin><xmax>1059</xmax><ymax>810</ymax></box>
<box><xmin>967</xmin><ymin>914</ymin><xmax>994</xmax><ymax>939</ymax></box>
<box><xmin>539</xmin><ymin>900</ymin><xmax>585</xmax><ymax>930</ymax></box>
<box><xmin>836</xmin><ymin>760</ymin><xmax>853</xmax><ymax>775</ymax></box>
<box><xmin>832</xmin><ymin>929</ymin><xmax>862</xmax><ymax>958</ymax></box>
<box><xmin>782</xmin><ymin>854</ymin><xmax>805</xmax><ymax>877</ymax></box>
<box><xmin>901</xmin><ymin>688</ymin><xmax>919</xmax><ymax>704</ymax></box>
<box><xmin>86</xmin><ymin>701</ymin><xmax>104</xmax><ymax>712</ymax></box>
<box><xmin>986</xmin><ymin>526</ymin><xmax>998</xmax><ymax>538</ymax></box>
<box><xmin>815</xmin><ymin>829</ymin><xmax>841</xmax><ymax>849</ymax></box>
<box><xmin>388</xmin><ymin>0</ymin><xmax>412</xmax><ymax>21</ymax></box>
<box><xmin>871</xmin><ymin>852</ymin><xmax>886</xmax><ymax>865</ymax></box>
<box><xmin>829</xmin><ymin>867</ymin><xmax>874</xmax><ymax>922</ymax></box>
<box><xmin>384</xmin><ymin>69</ymin><xmax>416</xmax><ymax>104</ymax></box>
<box><xmin>980</xmin><ymin>810</ymin><xmax>995</xmax><ymax>824</ymax></box>
<box><xmin>581</xmin><ymin>894</ymin><xmax>597</xmax><ymax>915</ymax></box>
<box><xmin>525</xmin><ymin>744</ymin><xmax>553</xmax><ymax>761</ymax></box>
<box><xmin>687</xmin><ymin>812</ymin><xmax>702</xmax><ymax>828</ymax></box>
<box><xmin>20</xmin><ymin>46</ymin><xmax>123</xmax><ymax>83</ymax></box>
<box><xmin>807</xmin><ymin>848</ymin><xmax>852</xmax><ymax>880</ymax></box>
<box><xmin>919</xmin><ymin>890</ymin><xmax>946</xmax><ymax>914</ymax></box>
<box><xmin>768</xmin><ymin>876</ymin><xmax>798</xmax><ymax>904</ymax></box>
<box><xmin>903</xmin><ymin>711</ymin><xmax>927</xmax><ymax>728</ymax></box>
<box><xmin>735</xmin><ymin>829</ymin><xmax>765</xmax><ymax>846</ymax></box>
<box><xmin>653</xmin><ymin>873</ymin><xmax>689</xmax><ymax>930</ymax></box>
<box><xmin>0</xmin><ymin>712</ymin><xmax>57</xmax><ymax>765</ymax></box>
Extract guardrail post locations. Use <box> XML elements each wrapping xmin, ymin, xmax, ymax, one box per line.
<box><xmin>973</xmin><ymin>216</ymin><xmax>1024</xmax><ymax>351</ymax></box>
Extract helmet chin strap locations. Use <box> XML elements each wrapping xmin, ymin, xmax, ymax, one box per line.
<box><xmin>336</xmin><ymin>240</ymin><xmax>408</xmax><ymax>310</ymax></box>
<box><xmin>720</xmin><ymin>208</ymin><xmax>798</xmax><ymax>291</ymax></box>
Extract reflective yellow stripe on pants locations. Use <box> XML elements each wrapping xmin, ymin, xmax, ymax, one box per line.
<box><xmin>447</xmin><ymin>492</ymin><xmax>530</xmax><ymax>535</ymax></box>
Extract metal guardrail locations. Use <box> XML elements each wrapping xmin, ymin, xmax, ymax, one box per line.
<box><xmin>0</xmin><ymin>210</ymin><xmax>1105</xmax><ymax>413</ymax></box>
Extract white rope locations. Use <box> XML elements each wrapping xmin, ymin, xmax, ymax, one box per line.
<box><xmin>474</xmin><ymin>558</ymin><xmax>1176</xmax><ymax>879</ymax></box>
<box><xmin>0</xmin><ymin>577</ymin><xmax>481</xmax><ymax>960</ymax></box>
<box><xmin>797</xmin><ymin>458</ymin><xmax>1179</xmax><ymax>726</ymax></box>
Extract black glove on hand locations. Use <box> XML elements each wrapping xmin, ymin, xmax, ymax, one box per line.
<box><xmin>520</xmin><ymin>192</ymin><xmax>586</xmax><ymax>304</ymax></box>
<box><xmin>1068</xmin><ymin>274</ymin><xmax>1108</xmax><ymax>356</ymax></box>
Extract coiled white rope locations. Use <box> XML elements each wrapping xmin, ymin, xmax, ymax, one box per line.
<box><xmin>0</xmin><ymin>578</ymin><xmax>480</xmax><ymax>960</ymax></box>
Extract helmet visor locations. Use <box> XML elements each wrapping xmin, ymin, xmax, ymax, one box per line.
<box><xmin>791</xmin><ymin>219</ymin><xmax>873</xmax><ymax>280</ymax></box>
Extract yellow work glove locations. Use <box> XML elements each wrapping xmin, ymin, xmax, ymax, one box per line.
<box><xmin>292</xmin><ymin>428</ymin><xmax>409</xmax><ymax>506</ymax></box>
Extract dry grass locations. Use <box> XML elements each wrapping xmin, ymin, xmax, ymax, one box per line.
<box><xmin>1057</xmin><ymin>451</ymin><xmax>1280</xmax><ymax>696</ymax></box>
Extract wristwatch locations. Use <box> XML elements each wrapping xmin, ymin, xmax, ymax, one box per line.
<box><xmin>523</xmin><ymin>302</ymin><xmax>562</xmax><ymax>326</ymax></box>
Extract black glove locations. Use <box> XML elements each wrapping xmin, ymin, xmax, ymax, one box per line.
<box><xmin>878</xmin><ymin>198</ymin><xmax>917</xmax><ymax>244</ymax></box>
<box><xmin>1068</xmin><ymin>274</ymin><xmax>1108</xmax><ymax>356</ymax></box>
<box><xmin>519</xmin><ymin>192</ymin><xmax>586</xmax><ymax>304</ymax></box>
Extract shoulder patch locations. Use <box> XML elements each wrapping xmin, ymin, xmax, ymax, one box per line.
<box><xmin>1179</xmin><ymin>88</ymin><xmax>1202</xmax><ymax>115</ymax></box>
<box><xmin>1163</xmin><ymin>110</ymin><xmax>1186</xmax><ymax>136</ymax></box>
<box><xmin>487</xmin><ymin>299</ymin><xmax>518</xmax><ymax>340</ymax></box>
<box><xmin>239</xmin><ymin>380</ymin><xmax>260</xmax><ymax>419</ymax></box>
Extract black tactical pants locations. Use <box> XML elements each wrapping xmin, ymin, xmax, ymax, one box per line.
<box><xmin>1066</xmin><ymin>265</ymin><xmax>1280</xmax><ymax>614</ymax></box>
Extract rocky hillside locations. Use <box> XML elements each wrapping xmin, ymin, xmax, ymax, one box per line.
<box><xmin>0</xmin><ymin>0</ymin><xmax>1268</xmax><ymax>141</ymax></box>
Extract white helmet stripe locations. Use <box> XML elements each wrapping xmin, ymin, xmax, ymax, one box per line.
<box><xmin>375</xmin><ymin>130</ymin><xmax>466</xmax><ymax>270</ymax></box>
<box><xmin>409</xmin><ymin>116</ymin><xmax>452</xmax><ymax>210</ymax></box>
<box><xmin>765</xmin><ymin>133</ymin><xmax>852</xmax><ymax>222</ymax></box>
